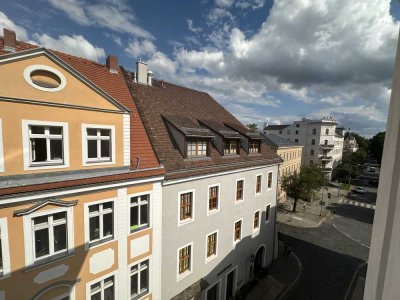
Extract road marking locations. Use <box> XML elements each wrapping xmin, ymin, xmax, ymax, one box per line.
<box><xmin>293</xmin><ymin>216</ymin><xmax>303</xmax><ymax>221</ymax></box>
<box><xmin>338</xmin><ymin>199</ymin><xmax>375</xmax><ymax>210</ymax></box>
<box><xmin>332</xmin><ymin>224</ymin><xmax>370</xmax><ymax>249</ymax></box>
<box><xmin>355</xmin><ymin>202</ymin><xmax>359</xmax><ymax>206</ymax></box>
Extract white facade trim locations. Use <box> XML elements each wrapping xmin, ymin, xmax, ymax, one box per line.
<box><xmin>205</xmin><ymin>229</ymin><xmax>219</xmax><ymax>264</ymax></box>
<box><xmin>177</xmin><ymin>189</ymin><xmax>195</xmax><ymax>227</ymax></box>
<box><xmin>0</xmin><ymin>119</ymin><xmax>4</xmax><ymax>172</ymax></box>
<box><xmin>123</xmin><ymin>114</ymin><xmax>130</xmax><ymax>166</ymax></box>
<box><xmin>0</xmin><ymin>176</ymin><xmax>164</xmax><ymax>205</ymax></box>
<box><xmin>127</xmin><ymin>190</ymin><xmax>153</xmax><ymax>233</ymax></box>
<box><xmin>83</xmin><ymin>197</ymin><xmax>117</xmax><ymax>251</ymax></box>
<box><xmin>23</xmin><ymin>64</ymin><xmax>67</xmax><ymax>93</ymax></box>
<box><xmin>117</xmin><ymin>188</ymin><xmax>129</xmax><ymax>300</ymax></box>
<box><xmin>235</xmin><ymin>178</ymin><xmax>245</xmax><ymax>205</ymax></box>
<box><xmin>81</xmin><ymin>124</ymin><xmax>116</xmax><ymax>166</ymax></box>
<box><xmin>151</xmin><ymin>182</ymin><xmax>162</xmax><ymax>300</ymax></box>
<box><xmin>206</xmin><ymin>183</ymin><xmax>221</xmax><ymax>216</ymax></box>
<box><xmin>0</xmin><ymin>218</ymin><xmax>10</xmax><ymax>279</ymax></box>
<box><xmin>22</xmin><ymin>206</ymin><xmax>74</xmax><ymax>268</ymax></box>
<box><xmin>163</xmin><ymin>164</ymin><xmax>280</xmax><ymax>186</ymax></box>
<box><xmin>176</xmin><ymin>241</ymin><xmax>194</xmax><ymax>282</ymax></box>
<box><xmin>21</xmin><ymin>119</ymin><xmax>70</xmax><ymax>171</ymax></box>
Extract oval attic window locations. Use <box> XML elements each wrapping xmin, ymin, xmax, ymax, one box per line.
<box><xmin>23</xmin><ymin>65</ymin><xmax>67</xmax><ymax>92</ymax></box>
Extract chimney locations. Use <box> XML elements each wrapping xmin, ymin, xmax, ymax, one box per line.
<box><xmin>106</xmin><ymin>55</ymin><xmax>118</xmax><ymax>74</ymax></box>
<box><xmin>147</xmin><ymin>70</ymin><xmax>153</xmax><ymax>86</ymax></box>
<box><xmin>136</xmin><ymin>61</ymin><xmax>148</xmax><ymax>84</ymax></box>
<box><xmin>3</xmin><ymin>28</ymin><xmax>16</xmax><ymax>52</ymax></box>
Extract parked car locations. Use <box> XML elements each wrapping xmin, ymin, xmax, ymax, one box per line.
<box><xmin>355</xmin><ymin>187</ymin><xmax>365</xmax><ymax>194</ymax></box>
<box><xmin>369</xmin><ymin>179</ymin><xmax>379</xmax><ymax>186</ymax></box>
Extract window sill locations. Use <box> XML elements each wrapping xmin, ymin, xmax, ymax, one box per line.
<box><xmin>205</xmin><ymin>254</ymin><xmax>217</xmax><ymax>264</ymax></box>
<box><xmin>248</xmin><ymin>153</ymin><xmax>262</xmax><ymax>156</ymax></box>
<box><xmin>24</xmin><ymin>251</ymin><xmax>75</xmax><ymax>272</ymax></box>
<box><xmin>185</xmin><ymin>156</ymin><xmax>211</xmax><ymax>162</ymax></box>
<box><xmin>255</xmin><ymin>192</ymin><xmax>262</xmax><ymax>197</ymax></box>
<box><xmin>88</xmin><ymin>236</ymin><xmax>114</xmax><ymax>250</ymax></box>
<box><xmin>177</xmin><ymin>269</ymin><xmax>192</xmax><ymax>282</ymax></box>
<box><xmin>252</xmin><ymin>228</ymin><xmax>260</xmax><ymax>237</ymax></box>
<box><xmin>83</xmin><ymin>160</ymin><xmax>114</xmax><ymax>166</ymax></box>
<box><xmin>131</xmin><ymin>289</ymin><xmax>149</xmax><ymax>300</ymax></box>
<box><xmin>235</xmin><ymin>199</ymin><xmax>244</xmax><ymax>205</ymax></box>
<box><xmin>178</xmin><ymin>218</ymin><xmax>194</xmax><ymax>227</ymax></box>
<box><xmin>130</xmin><ymin>224</ymin><xmax>150</xmax><ymax>234</ymax></box>
<box><xmin>25</xmin><ymin>162</ymin><xmax>68</xmax><ymax>171</ymax></box>
<box><xmin>233</xmin><ymin>239</ymin><xmax>241</xmax><ymax>248</ymax></box>
<box><xmin>207</xmin><ymin>208</ymin><xmax>220</xmax><ymax>216</ymax></box>
<box><xmin>222</xmin><ymin>154</ymin><xmax>240</xmax><ymax>158</ymax></box>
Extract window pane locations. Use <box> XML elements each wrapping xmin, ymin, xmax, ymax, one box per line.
<box><xmin>140</xmin><ymin>204</ymin><xmax>148</xmax><ymax>225</ymax></box>
<box><xmin>103</xmin><ymin>202</ymin><xmax>113</xmax><ymax>210</ymax></box>
<box><xmin>53</xmin><ymin>212</ymin><xmax>66</xmax><ymax>221</ymax></box>
<box><xmin>88</xmin><ymin>140</ymin><xmax>97</xmax><ymax>159</ymax></box>
<box><xmin>49</xmin><ymin>127</ymin><xmax>62</xmax><ymax>135</ymax></box>
<box><xmin>101</xmin><ymin>140</ymin><xmax>110</xmax><ymax>158</ymax></box>
<box><xmin>30</xmin><ymin>126</ymin><xmax>45</xmax><ymax>134</ymax></box>
<box><xmin>53</xmin><ymin>224</ymin><xmax>67</xmax><ymax>252</ymax></box>
<box><xmin>87</xmin><ymin>128</ymin><xmax>97</xmax><ymax>136</ymax></box>
<box><xmin>100</xmin><ymin>129</ymin><xmax>110</xmax><ymax>137</ymax></box>
<box><xmin>89</xmin><ymin>216</ymin><xmax>100</xmax><ymax>241</ymax></box>
<box><xmin>50</xmin><ymin>139</ymin><xmax>63</xmax><ymax>160</ymax></box>
<box><xmin>34</xmin><ymin>216</ymin><xmax>48</xmax><ymax>226</ymax></box>
<box><xmin>130</xmin><ymin>206</ymin><xmax>138</xmax><ymax>229</ymax></box>
<box><xmin>89</xmin><ymin>205</ymin><xmax>99</xmax><ymax>214</ymax></box>
<box><xmin>140</xmin><ymin>268</ymin><xmax>148</xmax><ymax>292</ymax></box>
<box><xmin>103</xmin><ymin>213</ymin><xmax>113</xmax><ymax>237</ymax></box>
<box><xmin>131</xmin><ymin>273</ymin><xmax>138</xmax><ymax>296</ymax></box>
<box><xmin>91</xmin><ymin>293</ymin><xmax>101</xmax><ymax>300</ymax></box>
<box><xmin>104</xmin><ymin>285</ymin><xmax>114</xmax><ymax>300</ymax></box>
<box><xmin>35</xmin><ymin>228</ymin><xmax>49</xmax><ymax>258</ymax></box>
<box><xmin>31</xmin><ymin>138</ymin><xmax>47</xmax><ymax>162</ymax></box>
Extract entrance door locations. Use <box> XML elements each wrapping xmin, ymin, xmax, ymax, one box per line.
<box><xmin>206</xmin><ymin>283</ymin><xmax>218</xmax><ymax>300</ymax></box>
<box><xmin>226</xmin><ymin>269</ymin><xmax>236</xmax><ymax>300</ymax></box>
<box><xmin>254</xmin><ymin>246</ymin><xmax>265</xmax><ymax>274</ymax></box>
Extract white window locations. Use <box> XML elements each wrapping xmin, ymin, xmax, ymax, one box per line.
<box><xmin>0</xmin><ymin>119</ymin><xmax>4</xmax><ymax>172</ymax></box>
<box><xmin>235</xmin><ymin>179</ymin><xmax>245</xmax><ymax>204</ymax></box>
<box><xmin>130</xmin><ymin>194</ymin><xmax>150</xmax><ymax>232</ymax></box>
<box><xmin>177</xmin><ymin>242</ymin><xmax>193</xmax><ymax>281</ymax></box>
<box><xmin>233</xmin><ymin>218</ymin><xmax>243</xmax><ymax>246</ymax></box>
<box><xmin>22</xmin><ymin>120</ymin><xmax>69</xmax><ymax>170</ymax></box>
<box><xmin>187</xmin><ymin>140</ymin><xmax>208</xmax><ymax>157</ymax></box>
<box><xmin>23</xmin><ymin>207</ymin><xmax>74</xmax><ymax>267</ymax></box>
<box><xmin>207</xmin><ymin>184</ymin><xmax>220</xmax><ymax>215</ymax></box>
<box><xmin>82</xmin><ymin>124</ymin><xmax>115</xmax><ymax>166</ymax></box>
<box><xmin>267</xmin><ymin>172</ymin><xmax>273</xmax><ymax>189</ymax></box>
<box><xmin>88</xmin><ymin>201</ymin><xmax>114</xmax><ymax>246</ymax></box>
<box><xmin>205</xmin><ymin>230</ymin><xmax>218</xmax><ymax>263</ymax></box>
<box><xmin>0</xmin><ymin>218</ymin><xmax>10</xmax><ymax>278</ymax></box>
<box><xmin>90</xmin><ymin>275</ymin><xmax>115</xmax><ymax>300</ymax></box>
<box><xmin>178</xmin><ymin>190</ymin><xmax>195</xmax><ymax>226</ymax></box>
<box><xmin>130</xmin><ymin>259</ymin><xmax>149</xmax><ymax>299</ymax></box>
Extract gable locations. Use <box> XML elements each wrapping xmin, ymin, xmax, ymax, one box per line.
<box><xmin>0</xmin><ymin>52</ymin><xmax>125</xmax><ymax>112</ymax></box>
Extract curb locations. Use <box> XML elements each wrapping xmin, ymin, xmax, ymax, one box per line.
<box><xmin>278</xmin><ymin>211</ymin><xmax>331</xmax><ymax>229</ymax></box>
<box><xmin>277</xmin><ymin>248</ymin><xmax>302</xmax><ymax>300</ymax></box>
<box><xmin>343</xmin><ymin>262</ymin><xmax>368</xmax><ymax>300</ymax></box>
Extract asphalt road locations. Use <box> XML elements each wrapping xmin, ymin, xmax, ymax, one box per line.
<box><xmin>278</xmin><ymin>187</ymin><xmax>376</xmax><ymax>300</ymax></box>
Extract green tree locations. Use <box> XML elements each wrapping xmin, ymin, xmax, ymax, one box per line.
<box><xmin>370</xmin><ymin>131</ymin><xmax>385</xmax><ymax>163</ymax></box>
<box><xmin>344</xmin><ymin>131</ymin><xmax>369</xmax><ymax>151</ymax></box>
<box><xmin>333</xmin><ymin>148</ymin><xmax>366</xmax><ymax>181</ymax></box>
<box><xmin>281</xmin><ymin>166</ymin><xmax>325</xmax><ymax>212</ymax></box>
<box><xmin>247</xmin><ymin>123</ymin><xmax>258</xmax><ymax>132</ymax></box>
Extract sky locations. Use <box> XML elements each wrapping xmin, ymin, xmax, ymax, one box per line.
<box><xmin>1</xmin><ymin>0</ymin><xmax>400</xmax><ymax>137</ymax></box>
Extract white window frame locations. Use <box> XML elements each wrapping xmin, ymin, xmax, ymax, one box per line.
<box><xmin>178</xmin><ymin>189</ymin><xmax>195</xmax><ymax>227</ymax></box>
<box><xmin>82</xmin><ymin>124</ymin><xmax>115</xmax><ymax>166</ymax></box>
<box><xmin>265</xmin><ymin>204</ymin><xmax>271</xmax><ymax>224</ymax></box>
<box><xmin>23</xmin><ymin>64</ymin><xmax>67</xmax><ymax>92</ymax></box>
<box><xmin>235</xmin><ymin>178</ymin><xmax>245</xmax><ymax>205</ymax></box>
<box><xmin>207</xmin><ymin>184</ymin><xmax>220</xmax><ymax>216</ymax></box>
<box><xmin>177</xmin><ymin>241</ymin><xmax>194</xmax><ymax>281</ymax></box>
<box><xmin>23</xmin><ymin>206</ymin><xmax>74</xmax><ymax>268</ymax></box>
<box><xmin>0</xmin><ymin>119</ymin><xmax>4</xmax><ymax>172</ymax></box>
<box><xmin>205</xmin><ymin>279</ymin><xmax>221</xmax><ymax>300</ymax></box>
<box><xmin>129</xmin><ymin>256</ymin><xmax>150</xmax><ymax>300</ymax></box>
<box><xmin>205</xmin><ymin>229</ymin><xmax>219</xmax><ymax>264</ymax></box>
<box><xmin>22</xmin><ymin>120</ymin><xmax>69</xmax><ymax>171</ymax></box>
<box><xmin>86</xmin><ymin>270</ymin><xmax>118</xmax><ymax>300</ymax></box>
<box><xmin>267</xmin><ymin>171</ymin><xmax>273</xmax><ymax>190</ymax></box>
<box><xmin>84</xmin><ymin>198</ymin><xmax>117</xmax><ymax>250</ymax></box>
<box><xmin>253</xmin><ymin>209</ymin><xmax>261</xmax><ymax>236</ymax></box>
<box><xmin>129</xmin><ymin>192</ymin><xmax>151</xmax><ymax>233</ymax></box>
<box><xmin>255</xmin><ymin>174</ymin><xmax>262</xmax><ymax>197</ymax></box>
<box><xmin>0</xmin><ymin>218</ymin><xmax>10</xmax><ymax>279</ymax></box>
<box><xmin>233</xmin><ymin>218</ymin><xmax>243</xmax><ymax>247</ymax></box>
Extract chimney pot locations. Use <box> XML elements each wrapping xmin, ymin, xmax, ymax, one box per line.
<box><xmin>136</xmin><ymin>61</ymin><xmax>148</xmax><ymax>84</ymax></box>
<box><xmin>3</xmin><ymin>28</ymin><xmax>16</xmax><ymax>52</ymax></box>
<box><xmin>147</xmin><ymin>70</ymin><xmax>153</xmax><ymax>86</ymax></box>
<box><xmin>106</xmin><ymin>55</ymin><xmax>118</xmax><ymax>74</ymax></box>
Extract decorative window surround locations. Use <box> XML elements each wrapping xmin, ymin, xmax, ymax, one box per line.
<box><xmin>86</xmin><ymin>271</ymin><xmax>117</xmax><ymax>300</ymax></box>
<box><xmin>0</xmin><ymin>119</ymin><xmax>4</xmax><ymax>172</ymax></box>
<box><xmin>0</xmin><ymin>218</ymin><xmax>10</xmax><ymax>279</ymax></box>
<box><xmin>129</xmin><ymin>193</ymin><xmax>150</xmax><ymax>233</ymax></box>
<box><xmin>255</xmin><ymin>174</ymin><xmax>262</xmax><ymax>196</ymax></box>
<box><xmin>22</xmin><ymin>120</ymin><xmax>69</xmax><ymax>171</ymax></box>
<box><xmin>177</xmin><ymin>242</ymin><xmax>193</xmax><ymax>281</ymax></box>
<box><xmin>84</xmin><ymin>198</ymin><xmax>117</xmax><ymax>250</ymax></box>
<box><xmin>23</xmin><ymin>206</ymin><xmax>74</xmax><ymax>268</ymax></box>
<box><xmin>267</xmin><ymin>172</ymin><xmax>273</xmax><ymax>190</ymax></box>
<box><xmin>82</xmin><ymin>124</ymin><xmax>115</xmax><ymax>166</ymax></box>
<box><xmin>178</xmin><ymin>190</ymin><xmax>195</xmax><ymax>226</ymax></box>
<box><xmin>205</xmin><ymin>230</ymin><xmax>218</xmax><ymax>264</ymax></box>
<box><xmin>235</xmin><ymin>179</ymin><xmax>245</xmax><ymax>204</ymax></box>
<box><xmin>130</xmin><ymin>257</ymin><xmax>150</xmax><ymax>300</ymax></box>
<box><xmin>207</xmin><ymin>184</ymin><xmax>220</xmax><ymax>216</ymax></box>
<box><xmin>23</xmin><ymin>65</ymin><xmax>67</xmax><ymax>92</ymax></box>
<box><xmin>233</xmin><ymin>218</ymin><xmax>243</xmax><ymax>247</ymax></box>
<box><xmin>253</xmin><ymin>210</ymin><xmax>261</xmax><ymax>235</ymax></box>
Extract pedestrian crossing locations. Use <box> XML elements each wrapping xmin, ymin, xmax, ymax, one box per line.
<box><xmin>339</xmin><ymin>199</ymin><xmax>376</xmax><ymax>210</ymax></box>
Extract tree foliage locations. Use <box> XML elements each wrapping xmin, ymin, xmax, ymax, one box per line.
<box><xmin>370</xmin><ymin>131</ymin><xmax>385</xmax><ymax>163</ymax></box>
<box><xmin>246</xmin><ymin>123</ymin><xmax>259</xmax><ymax>132</ymax></box>
<box><xmin>281</xmin><ymin>166</ymin><xmax>325</xmax><ymax>212</ymax></box>
<box><xmin>344</xmin><ymin>131</ymin><xmax>369</xmax><ymax>151</ymax></box>
<box><xmin>332</xmin><ymin>148</ymin><xmax>367</xmax><ymax>181</ymax></box>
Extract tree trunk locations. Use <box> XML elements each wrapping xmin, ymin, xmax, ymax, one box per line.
<box><xmin>292</xmin><ymin>198</ymin><xmax>298</xmax><ymax>212</ymax></box>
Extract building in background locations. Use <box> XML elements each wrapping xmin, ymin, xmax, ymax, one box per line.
<box><xmin>262</xmin><ymin>134</ymin><xmax>303</xmax><ymax>203</ymax></box>
<box><xmin>0</xmin><ymin>29</ymin><xmax>164</xmax><ymax>300</ymax></box>
<box><xmin>343</xmin><ymin>132</ymin><xmax>359</xmax><ymax>156</ymax></box>
<box><xmin>263</xmin><ymin>117</ymin><xmax>344</xmax><ymax>180</ymax></box>
<box><xmin>123</xmin><ymin>62</ymin><xmax>281</xmax><ymax>300</ymax></box>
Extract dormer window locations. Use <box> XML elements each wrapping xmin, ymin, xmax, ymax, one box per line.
<box><xmin>249</xmin><ymin>140</ymin><xmax>261</xmax><ymax>154</ymax></box>
<box><xmin>187</xmin><ymin>139</ymin><xmax>208</xmax><ymax>157</ymax></box>
<box><xmin>224</xmin><ymin>139</ymin><xmax>239</xmax><ymax>155</ymax></box>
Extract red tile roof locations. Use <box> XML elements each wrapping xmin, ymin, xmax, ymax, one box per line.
<box><xmin>122</xmin><ymin>71</ymin><xmax>281</xmax><ymax>180</ymax></box>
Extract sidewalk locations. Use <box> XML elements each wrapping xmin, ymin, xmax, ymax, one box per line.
<box><xmin>244</xmin><ymin>242</ymin><xmax>300</xmax><ymax>300</ymax></box>
<box><xmin>277</xmin><ymin>185</ymin><xmax>344</xmax><ymax>227</ymax></box>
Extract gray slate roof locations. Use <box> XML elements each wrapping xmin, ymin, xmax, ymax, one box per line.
<box><xmin>262</xmin><ymin>134</ymin><xmax>302</xmax><ymax>148</ymax></box>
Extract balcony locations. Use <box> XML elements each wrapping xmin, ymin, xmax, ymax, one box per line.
<box><xmin>320</xmin><ymin>167</ymin><xmax>332</xmax><ymax>172</ymax></box>
<box><xmin>319</xmin><ymin>155</ymin><xmax>333</xmax><ymax>161</ymax></box>
<box><xmin>320</xmin><ymin>144</ymin><xmax>334</xmax><ymax>150</ymax></box>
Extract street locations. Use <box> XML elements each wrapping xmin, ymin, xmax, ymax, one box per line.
<box><xmin>278</xmin><ymin>185</ymin><xmax>376</xmax><ymax>299</ymax></box>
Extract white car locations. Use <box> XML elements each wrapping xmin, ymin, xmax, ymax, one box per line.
<box><xmin>355</xmin><ymin>187</ymin><xmax>365</xmax><ymax>194</ymax></box>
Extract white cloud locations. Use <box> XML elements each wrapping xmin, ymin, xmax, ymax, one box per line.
<box><xmin>0</xmin><ymin>11</ymin><xmax>28</xmax><ymax>40</ymax></box>
<box><xmin>33</xmin><ymin>33</ymin><xmax>105</xmax><ymax>62</ymax></box>
<box><xmin>46</xmin><ymin>0</ymin><xmax>153</xmax><ymax>39</ymax></box>
<box><xmin>235</xmin><ymin>0</ymin><xmax>265</xmax><ymax>10</ymax></box>
<box><xmin>187</xmin><ymin>19</ymin><xmax>202</xmax><ymax>33</ymax></box>
<box><xmin>215</xmin><ymin>0</ymin><xmax>235</xmax><ymax>7</ymax></box>
<box><xmin>125</xmin><ymin>39</ymin><xmax>156</xmax><ymax>58</ymax></box>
